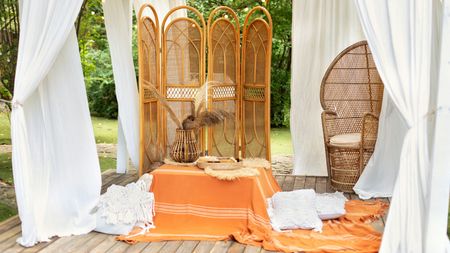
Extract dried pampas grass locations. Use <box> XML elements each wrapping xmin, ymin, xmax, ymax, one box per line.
<box><xmin>144</xmin><ymin>81</ymin><xmax>182</xmax><ymax>129</ymax></box>
<box><xmin>242</xmin><ymin>158</ymin><xmax>271</xmax><ymax>170</ymax></box>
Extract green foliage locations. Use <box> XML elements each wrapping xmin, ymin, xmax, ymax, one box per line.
<box><xmin>78</xmin><ymin>0</ymin><xmax>118</xmax><ymax>119</ymax></box>
<box><xmin>0</xmin><ymin>0</ymin><xmax>19</xmax><ymax>98</ymax></box>
<box><xmin>187</xmin><ymin>0</ymin><xmax>292</xmax><ymax>127</ymax></box>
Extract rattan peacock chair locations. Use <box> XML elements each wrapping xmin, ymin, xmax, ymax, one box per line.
<box><xmin>320</xmin><ymin>40</ymin><xmax>384</xmax><ymax>193</ymax></box>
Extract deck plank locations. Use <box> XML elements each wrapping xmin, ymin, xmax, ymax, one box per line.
<box><xmin>0</xmin><ymin>217</ymin><xmax>21</xmax><ymax>235</ymax></box>
<box><xmin>227</xmin><ymin>242</ymin><xmax>245</xmax><ymax>253</ymax></box>
<box><xmin>71</xmin><ymin>232</ymin><xmax>109</xmax><ymax>252</ymax></box>
<box><xmin>175</xmin><ymin>241</ymin><xmax>200</xmax><ymax>253</ymax></box>
<box><xmin>159</xmin><ymin>241</ymin><xmax>183</xmax><ymax>253</ymax></box>
<box><xmin>243</xmin><ymin>245</ymin><xmax>261</xmax><ymax>253</ymax></box>
<box><xmin>0</xmin><ymin>232</ymin><xmax>21</xmax><ymax>252</ymax></box>
<box><xmin>89</xmin><ymin>236</ymin><xmax>119</xmax><ymax>253</ymax></box>
<box><xmin>125</xmin><ymin>242</ymin><xmax>150</xmax><ymax>253</ymax></box>
<box><xmin>21</xmin><ymin>241</ymin><xmax>53</xmax><ymax>253</ymax></box>
<box><xmin>209</xmin><ymin>241</ymin><xmax>233</xmax><ymax>253</ymax></box>
<box><xmin>274</xmin><ymin>175</ymin><xmax>285</xmax><ymax>188</ymax></box>
<box><xmin>315</xmin><ymin>177</ymin><xmax>327</xmax><ymax>193</ymax></box>
<box><xmin>281</xmin><ymin>176</ymin><xmax>295</xmax><ymax>192</ymax></box>
<box><xmin>292</xmin><ymin>176</ymin><xmax>305</xmax><ymax>190</ymax></box>
<box><xmin>0</xmin><ymin>225</ymin><xmax>20</xmax><ymax>243</ymax></box>
<box><xmin>304</xmin><ymin>177</ymin><xmax>316</xmax><ymax>190</ymax></box>
<box><xmin>325</xmin><ymin>178</ymin><xmax>333</xmax><ymax>193</ymax></box>
<box><xmin>192</xmin><ymin>241</ymin><xmax>215</xmax><ymax>253</ymax></box>
<box><xmin>141</xmin><ymin>242</ymin><xmax>167</xmax><ymax>253</ymax></box>
<box><xmin>107</xmin><ymin>241</ymin><xmax>133</xmax><ymax>253</ymax></box>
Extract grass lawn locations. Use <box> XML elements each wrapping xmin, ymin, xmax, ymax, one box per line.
<box><xmin>0</xmin><ymin>113</ymin><xmax>10</xmax><ymax>145</ymax></box>
<box><xmin>1</xmin><ymin>113</ymin><xmax>293</xmax><ymax>153</ymax></box>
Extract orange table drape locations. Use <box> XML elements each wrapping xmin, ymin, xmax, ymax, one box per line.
<box><xmin>118</xmin><ymin>165</ymin><xmax>387</xmax><ymax>253</ymax></box>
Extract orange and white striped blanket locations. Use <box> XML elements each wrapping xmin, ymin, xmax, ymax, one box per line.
<box><xmin>118</xmin><ymin>165</ymin><xmax>387</xmax><ymax>253</ymax></box>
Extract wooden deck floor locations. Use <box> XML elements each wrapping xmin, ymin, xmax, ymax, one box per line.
<box><xmin>0</xmin><ymin>170</ymin><xmax>388</xmax><ymax>253</ymax></box>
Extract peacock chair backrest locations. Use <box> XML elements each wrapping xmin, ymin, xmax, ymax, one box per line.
<box><xmin>320</xmin><ymin>40</ymin><xmax>384</xmax><ymax>135</ymax></box>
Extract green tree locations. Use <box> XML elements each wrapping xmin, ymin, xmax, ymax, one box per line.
<box><xmin>187</xmin><ymin>0</ymin><xmax>292</xmax><ymax>127</ymax></box>
<box><xmin>0</xmin><ymin>0</ymin><xmax>19</xmax><ymax>102</ymax></box>
<box><xmin>77</xmin><ymin>0</ymin><xmax>119</xmax><ymax>118</ymax></box>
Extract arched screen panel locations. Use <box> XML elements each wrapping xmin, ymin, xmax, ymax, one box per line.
<box><xmin>138</xmin><ymin>4</ymin><xmax>163</xmax><ymax>175</ymax></box>
<box><xmin>207</xmin><ymin>7</ymin><xmax>240</xmax><ymax>158</ymax></box>
<box><xmin>162</xmin><ymin>6</ymin><xmax>206</xmax><ymax>155</ymax></box>
<box><xmin>241</xmin><ymin>7</ymin><xmax>272</xmax><ymax>161</ymax></box>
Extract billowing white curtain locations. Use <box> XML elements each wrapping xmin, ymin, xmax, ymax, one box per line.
<box><xmin>103</xmin><ymin>0</ymin><xmax>186</xmax><ymax>173</ymax></box>
<box><xmin>353</xmin><ymin>95</ymin><xmax>408</xmax><ymax>199</ymax></box>
<box><xmin>103</xmin><ymin>0</ymin><xmax>139</xmax><ymax>173</ymax></box>
<box><xmin>354</xmin><ymin>0</ymin><xmax>448</xmax><ymax>252</ymax></box>
<box><xmin>290</xmin><ymin>0</ymin><xmax>365</xmax><ymax>176</ymax></box>
<box><xmin>12</xmin><ymin>0</ymin><xmax>101</xmax><ymax>247</ymax></box>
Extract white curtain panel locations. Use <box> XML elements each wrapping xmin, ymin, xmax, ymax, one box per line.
<box><xmin>354</xmin><ymin>0</ymin><xmax>448</xmax><ymax>252</ymax></box>
<box><xmin>425</xmin><ymin>0</ymin><xmax>450</xmax><ymax>251</ymax></box>
<box><xmin>353</xmin><ymin>94</ymin><xmax>408</xmax><ymax>199</ymax></box>
<box><xmin>290</xmin><ymin>0</ymin><xmax>365</xmax><ymax>176</ymax></box>
<box><xmin>12</xmin><ymin>0</ymin><xmax>101</xmax><ymax>246</ymax></box>
<box><xmin>103</xmin><ymin>0</ymin><xmax>139</xmax><ymax>173</ymax></box>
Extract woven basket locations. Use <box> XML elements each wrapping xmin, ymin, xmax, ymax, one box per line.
<box><xmin>170</xmin><ymin>129</ymin><xmax>201</xmax><ymax>163</ymax></box>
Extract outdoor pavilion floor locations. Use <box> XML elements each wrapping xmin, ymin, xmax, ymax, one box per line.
<box><xmin>0</xmin><ymin>169</ymin><xmax>389</xmax><ymax>253</ymax></box>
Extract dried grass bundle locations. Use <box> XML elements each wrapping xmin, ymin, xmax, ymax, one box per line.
<box><xmin>144</xmin><ymin>81</ymin><xmax>182</xmax><ymax>129</ymax></box>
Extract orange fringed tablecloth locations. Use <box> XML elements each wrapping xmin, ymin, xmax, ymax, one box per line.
<box><xmin>118</xmin><ymin>165</ymin><xmax>388</xmax><ymax>253</ymax></box>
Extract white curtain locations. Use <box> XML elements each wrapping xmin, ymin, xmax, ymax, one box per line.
<box><xmin>353</xmin><ymin>95</ymin><xmax>408</xmax><ymax>199</ymax></box>
<box><xmin>12</xmin><ymin>0</ymin><xmax>101</xmax><ymax>247</ymax></box>
<box><xmin>425</xmin><ymin>0</ymin><xmax>450</xmax><ymax>251</ymax></box>
<box><xmin>354</xmin><ymin>0</ymin><xmax>448</xmax><ymax>252</ymax></box>
<box><xmin>290</xmin><ymin>0</ymin><xmax>365</xmax><ymax>176</ymax></box>
<box><xmin>103</xmin><ymin>0</ymin><xmax>139</xmax><ymax>173</ymax></box>
<box><xmin>103</xmin><ymin>0</ymin><xmax>186</xmax><ymax>173</ymax></box>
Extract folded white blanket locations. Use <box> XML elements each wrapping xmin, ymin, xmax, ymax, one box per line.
<box><xmin>94</xmin><ymin>174</ymin><xmax>155</xmax><ymax>235</ymax></box>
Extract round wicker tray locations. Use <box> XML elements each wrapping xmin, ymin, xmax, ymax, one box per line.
<box><xmin>197</xmin><ymin>157</ymin><xmax>242</xmax><ymax>170</ymax></box>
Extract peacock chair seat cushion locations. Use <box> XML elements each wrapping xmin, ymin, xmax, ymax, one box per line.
<box><xmin>329</xmin><ymin>133</ymin><xmax>361</xmax><ymax>148</ymax></box>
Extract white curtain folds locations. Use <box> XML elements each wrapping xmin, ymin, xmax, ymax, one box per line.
<box><xmin>353</xmin><ymin>95</ymin><xmax>408</xmax><ymax>199</ymax></box>
<box><xmin>425</xmin><ymin>0</ymin><xmax>450</xmax><ymax>251</ymax></box>
<box><xmin>354</xmin><ymin>0</ymin><xmax>448</xmax><ymax>251</ymax></box>
<box><xmin>12</xmin><ymin>0</ymin><xmax>101</xmax><ymax>246</ymax></box>
<box><xmin>103</xmin><ymin>0</ymin><xmax>139</xmax><ymax>172</ymax></box>
<box><xmin>290</xmin><ymin>0</ymin><xmax>365</xmax><ymax>175</ymax></box>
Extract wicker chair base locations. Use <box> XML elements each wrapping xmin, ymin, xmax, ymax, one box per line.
<box><xmin>328</xmin><ymin>147</ymin><xmax>361</xmax><ymax>193</ymax></box>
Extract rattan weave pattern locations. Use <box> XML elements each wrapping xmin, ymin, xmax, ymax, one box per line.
<box><xmin>320</xmin><ymin>40</ymin><xmax>384</xmax><ymax>192</ymax></box>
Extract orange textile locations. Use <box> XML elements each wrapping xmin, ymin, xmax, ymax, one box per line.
<box><xmin>117</xmin><ymin>165</ymin><xmax>388</xmax><ymax>253</ymax></box>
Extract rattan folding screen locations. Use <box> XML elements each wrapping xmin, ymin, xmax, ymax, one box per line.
<box><xmin>320</xmin><ymin>40</ymin><xmax>384</xmax><ymax>192</ymax></box>
<box><xmin>138</xmin><ymin>5</ymin><xmax>272</xmax><ymax>175</ymax></box>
